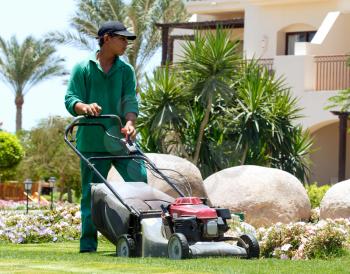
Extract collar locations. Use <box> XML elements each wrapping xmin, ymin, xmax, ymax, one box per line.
<box><xmin>89</xmin><ymin>51</ymin><xmax>123</xmax><ymax>74</ymax></box>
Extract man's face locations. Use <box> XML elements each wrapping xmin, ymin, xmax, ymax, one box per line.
<box><xmin>105</xmin><ymin>34</ymin><xmax>129</xmax><ymax>55</ymax></box>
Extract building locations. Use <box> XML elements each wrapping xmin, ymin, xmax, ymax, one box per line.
<box><xmin>158</xmin><ymin>0</ymin><xmax>350</xmax><ymax>184</ymax></box>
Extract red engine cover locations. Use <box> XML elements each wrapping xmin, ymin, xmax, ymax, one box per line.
<box><xmin>169</xmin><ymin>197</ymin><xmax>218</xmax><ymax>219</ymax></box>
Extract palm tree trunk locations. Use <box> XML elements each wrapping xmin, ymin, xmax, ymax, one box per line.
<box><xmin>15</xmin><ymin>95</ymin><xmax>24</xmax><ymax>132</ymax></box>
<box><xmin>241</xmin><ymin>143</ymin><xmax>249</xmax><ymax>165</ymax></box>
<box><xmin>67</xmin><ymin>187</ymin><xmax>72</xmax><ymax>203</ymax></box>
<box><xmin>193</xmin><ymin>96</ymin><xmax>213</xmax><ymax>165</ymax></box>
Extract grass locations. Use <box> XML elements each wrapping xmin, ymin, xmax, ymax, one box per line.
<box><xmin>0</xmin><ymin>241</ymin><xmax>349</xmax><ymax>274</ymax></box>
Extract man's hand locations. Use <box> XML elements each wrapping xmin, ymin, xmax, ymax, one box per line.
<box><xmin>75</xmin><ymin>102</ymin><xmax>102</xmax><ymax>116</ymax></box>
<box><xmin>124</xmin><ymin>112</ymin><xmax>137</xmax><ymax>140</ymax></box>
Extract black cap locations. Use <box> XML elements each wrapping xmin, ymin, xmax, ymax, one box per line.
<box><xmin>97</xmin><ymin>21</ymin><xmax>136</xmax><ymax>40</ymax></box>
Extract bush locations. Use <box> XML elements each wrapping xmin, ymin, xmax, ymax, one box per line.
<box><xmin>306</xmin><ymin>183</ymin><xmax>331</xmax><ymax>208</ymax></box>
<box><xmin>0</xmin><ymin>132</ymin><xmax>24</xmax><ymax>180</ymax></box>
<box><xmin>304</xmin><ymin>222</ymin><xmax>347</xmax><ymax>259</ymax></box>
<box><xmin>16</xmin><ymin>116</ymin><xmax>81</xmax><ymax>201</ymax></box>
<box><xmin>257</xmin><ymin>219</ymin><xmax>350</xmax><ymax>260</ymax></box>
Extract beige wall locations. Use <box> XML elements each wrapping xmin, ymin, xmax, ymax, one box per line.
<box><xmin>272</xmin><ymin>55</ymin><xmax>339</xmax><ymax>128</ymax></box>
<box><xmin>310</xmin><ymin>120</ymin><xmax>350</xmax><ymax>184</ymax></box>
<box><xmin>243</xmin><ymin>1</ymin><xmax>337</xmax><ymax>58</ymax></box>
<box><xmin>306</xmin><ymin>13</ymin><xmax>350</xmax><ymax>56</ymax></box>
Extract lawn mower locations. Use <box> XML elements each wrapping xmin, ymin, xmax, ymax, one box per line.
<box><xmin>64</xmin><ymin>115</ymin><xmax>260</xmax><ymax>259</ymax></box>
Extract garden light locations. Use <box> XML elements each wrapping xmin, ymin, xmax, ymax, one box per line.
<box><xmin>24</xmin><ymin>178</ymin><xmax>32</xmax><ymax>214</ymax></box>
<box><xmin>48</xmin><ymin>176</ymin><xmax>56</xmax><ymax>210</ymax></box>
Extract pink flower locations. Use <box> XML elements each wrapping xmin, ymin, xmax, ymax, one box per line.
<box><xmin>280</xmin><ymin>254</ymin><xmax>289</xmax><ymax>260</ymax></box>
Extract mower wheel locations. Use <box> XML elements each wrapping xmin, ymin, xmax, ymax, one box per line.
<box><xmin>168</xmin><ymin>233</ymin><xmax>190</xmax><ymax>260</ymax></box>
<box><xmin>116</xmin><ymin>235</ymin><xmax>136</xmax><ymax>257</ymax></box>
<box><xmin>238</xmin><ymin>234</ymin><xmax>260</xmax><ymax>259</ymax></box>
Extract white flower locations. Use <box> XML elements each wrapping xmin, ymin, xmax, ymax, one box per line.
<box><xmin>74</xmin><ymin>211</ymin><xmax>81</xmax><ymax>219</ymax></box>
<box><xmin>281</xmin><ymin>243</ymin><xmax>292</xmax><ymax>252</ymax></box>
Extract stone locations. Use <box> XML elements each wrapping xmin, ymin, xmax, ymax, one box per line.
<box><xmin>320</xmin><ymin>179</ymin><xmax>350</xmax><ymax>219</ymax></box>
<box><xmin>107</xmin><ymin>153</ymin><xmax>208</xmax><ymax>198</ymax></box>
<box><xmin>203</xmin><ymin>165</ymin><xmax>311</xmax><ymax>227</ymax></box>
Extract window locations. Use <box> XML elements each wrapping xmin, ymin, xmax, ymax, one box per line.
<box><xmin>285</xmin><ymin>31</ymin><xmax>316</xmax><ymax>55</ymax></box>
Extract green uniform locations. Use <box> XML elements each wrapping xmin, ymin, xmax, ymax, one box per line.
<box><xmin>65</xmin><ymin>52</ymin><xmax>147</xmax><ymax>252</ymax></box>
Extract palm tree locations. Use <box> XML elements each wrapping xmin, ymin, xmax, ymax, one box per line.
<box><xmin>138</xmin><ymin>65</ymin><xmax>190</xmax><ymax>156</ymax></box>
<box><xmin>230</xmin><ymin>59</ymin><xmax>313</xmax><ymax>181</ymax></box>
<box><xmin>0</xmin><ymin>36</ymin><xmax>66</xmax><ymax>132</ymax></box>
<box><xmin>140</xmin><ymin>31</ymin><xmax>312</xmax><ymax>180</ymax></box>
<box><xmin>47</xmin><ymin>0</ymin><xmax>187</xmax><ymax>80</ymax></box>
<box><xmin>325</xmin><ymin>88</ymin><xmax>350</xmax><ymax>112</ymax></box>
<box><xmin>180</xmin><ymin>28</ymin><xmax>240</xmax><ymax>165</ymax></box>
<box><xmin>139</xmin><ymin>29</ymin><xmax>241</xmax><ymax>177</ymax></box>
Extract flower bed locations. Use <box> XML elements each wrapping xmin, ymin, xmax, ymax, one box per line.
<box><xmin>0</xmin><ymin>203</ymin><xmax>80</xmax><ymax>243</ymax></box>
<box><xmin>0</xmin><ymin>199</ymin><xmax>50</xmax><ymax>211</ymax></box>
<box><xmin>227</xmin><ymin>215</ymin><xmax>350</xmax><ymax>260</ymax></box>
<box><xmin>1</xmin><ymin>201</ymin><xmax>350</xmax><ymax>260</ymax></box>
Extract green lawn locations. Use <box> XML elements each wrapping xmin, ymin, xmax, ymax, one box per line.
<box><xmin>0</xmin><ymin>241</ymin><xmax>349</xmax><ymax>274</ymax></box>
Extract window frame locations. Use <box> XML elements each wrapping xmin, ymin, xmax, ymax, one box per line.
<box><xmin>285</xmin><ymin>31</ymin><xmax>317</xmax><ymax>55</ymax></box>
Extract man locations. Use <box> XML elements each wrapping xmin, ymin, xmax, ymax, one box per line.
<box><xmin>65</xmin><ymin>21</ymin><xmax>147</xmax><ymax>253</ymax></box>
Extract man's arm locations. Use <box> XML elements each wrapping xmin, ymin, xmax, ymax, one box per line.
<box><xmin>121</xmin><ymin>64</ymin><xmax>139</xmax><ymax>140</ymax></box>
<box><xmin>74</xmin><ymin>102</ymin><xmax>102</xmax><ymax>116</ymax></box>
<box><xmin>124</xmin><ymin>112</ymin><xmax>137</xmax><ymax>140</ymax></box>
<box><xmin>65</xmin><ymin>63</ymin><xmax>102</xmax><ymax>116</ymax></box>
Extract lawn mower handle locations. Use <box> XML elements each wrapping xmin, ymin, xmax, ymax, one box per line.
<box><xmin>64</xmin><ymin>115</ymin><xmax>185</xmax><ymax>215</ymax></box>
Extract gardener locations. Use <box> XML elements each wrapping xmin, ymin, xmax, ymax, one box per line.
<box><xmin>65</xmin><ymin>21</ymin><xmax>147</xmax><ymax>253</ymax></box>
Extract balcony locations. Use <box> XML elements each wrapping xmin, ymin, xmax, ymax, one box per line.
<box><xmin>314</xmin><ymin>55</ymin><xmax>350</xmax><ymax>91</ymax></box>
<box><xmin>257</xmin><ymin>55</ymin><xmax>350</xmax><ymax>91</ymax></box>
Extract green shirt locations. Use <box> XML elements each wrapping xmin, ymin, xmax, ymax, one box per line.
<box><xmin>65</xmin><ymin>53</ymin><xmax>139</xmax><ymax>153</ymax></box>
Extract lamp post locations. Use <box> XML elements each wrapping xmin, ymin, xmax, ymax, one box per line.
<box><xmin>24</xmin><ymin>179</ymin><xmax>32</xmax><ymax>214</ymax></box>
<box><xmin>48</xmin><ymin>177</ymin><xmax>56</xmax><ymax>210</ymax></box>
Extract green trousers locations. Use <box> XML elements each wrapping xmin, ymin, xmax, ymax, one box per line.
<box><xmin>80</xmin><ymin>152</ymin><xmax>147</xmax><ymax>252</ymax></box>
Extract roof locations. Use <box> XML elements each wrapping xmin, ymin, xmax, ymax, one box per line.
<box><xmin>155</xmin><ymin>18</ymin><xmax>244</xmax><ymax>30</ymax></box>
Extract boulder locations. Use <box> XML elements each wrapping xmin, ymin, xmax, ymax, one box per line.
<box><xmin>320</xmin><ymin>180</ymin><xmax>350</xmax><ymax>219</ymax></box>
<box><xmin>204</xmin><ymin>165</ymin><xmax>311</xmax><ymax>227</ymax></box>
<box><xmin>107</xmin><ymin>153</ymin><xmax>207</xmax><ymax>198</ymax></box>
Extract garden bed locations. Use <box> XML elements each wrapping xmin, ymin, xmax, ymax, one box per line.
<box><xmin>1</xmin><ymin>202</ymin><xmax>349</xmax><ymax>261</ymax></box>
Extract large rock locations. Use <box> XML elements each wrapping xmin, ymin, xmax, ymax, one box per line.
<box><xmin>204</xmin><ymin>165</ymin><xmax>311</xmax><ymax>227</ymax></box>
<box><xmin>320</xmin><ymin>180</ymin><xmax>350</xmax><ymax>219</ymax></box>
<box><xmin>107</xmin><ymin>153</ymin><xmax>207</xmax><ymax>198</ymax></box>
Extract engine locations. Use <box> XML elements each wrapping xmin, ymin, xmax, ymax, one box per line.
<box><xmin>162</xmin><ymin>197</ymin><xmax>231</xmax><ymax>242</ymax></box>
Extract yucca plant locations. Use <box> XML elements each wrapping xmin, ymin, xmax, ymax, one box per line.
<box><xmin>180</xmin><ymin>28</ymin><xmax>241</xmax><ymax>165</ymax></box>
<box><xmin>138</xmin><ymin>65</ymin><xmax>190</xmax><ymax>156</ymax></box>
<box><xmin>0</xmin><ymin>36</ymin><xmax>66</xmax><ymax>132</ymax></box>
<box><xmin>140</xmin><ymin>29</ymin><xmax>312</xmax><ymax>181</ymax></box>
<box><xmin>230</xmin><ymin>59</ymin><xmax>312</xmax><ymax>181</ymax></box>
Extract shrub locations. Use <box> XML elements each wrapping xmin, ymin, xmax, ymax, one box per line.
<box><xmin>304</xmin><ymin>222</ymin><xmax>347</xmax><ymax>259</ymax></box>
<box><xmin>257</xmin><ymin>219</ymin><xmax>350</xmax><ymax>260</ymax></box>
<box><xmin>306</xmin><ymin>183</ymin><xmax>331</xmax><ymax>208</ymax></box>
<box><xmin>0</xmin><ymin>132</ymin><xmax>24</xmax><ymax>180</ymax></box>
<box><xmin>310</xmin><ymin>207</ymin><xmax>320</xmax><ymax>223</ymax></box>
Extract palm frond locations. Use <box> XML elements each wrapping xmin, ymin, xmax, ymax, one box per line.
<box><xmin>52</xmin><ymin>0</ymin><xmax>187</xmax><ymax>77</ymax></box>
<box><xmin>325</xmin><ymin>88</ymin><xmax>350</xmax><ymax>112</ymax></box>
<box><xmin>46</xmin><ymin>31</ymin><xmax>96</xmax><ymax>51</ymax></box>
